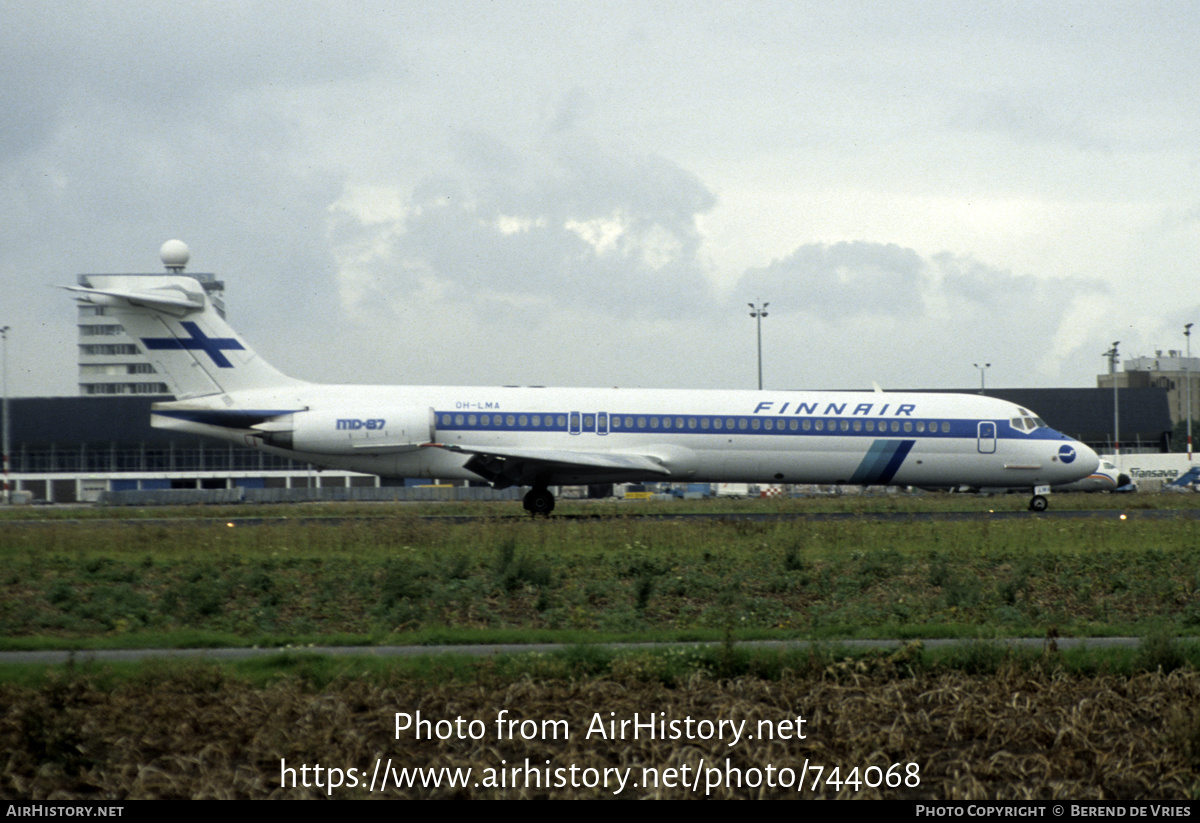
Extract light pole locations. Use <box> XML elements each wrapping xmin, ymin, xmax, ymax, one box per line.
<box><xmin>1106</xmin><ymin>341</ymin><xmax>1120</xmax><ymax>464</ymax></box>
<box><xmin>1186</xmin><ymin>323</ymin><xmax>1193</xmax><ymax>461</ymax></box>
<box><xmin>973</xmin><ymin>362</ymin><xmax>991</xmax><ymax>392</ymax></box>
<box><xmin>1</xmin><ymin>325</ymin><xmax>9</xmax><ymax>505</ymax></box>
<box><xmin>748</xmin><ymin>301</ymin><xmax>768</xmax><ymax>390</ymax></box>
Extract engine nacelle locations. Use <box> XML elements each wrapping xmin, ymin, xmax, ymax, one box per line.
<box><xmin>252</xmin><ymin>407</ymin><xmax>435</xmax><ymax>454</ymax></box>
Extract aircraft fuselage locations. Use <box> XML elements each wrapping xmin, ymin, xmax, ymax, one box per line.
<box><xmin>151</xmin><ymin>383</ymin><xmax>1095</xmax><ymax>491</ymax></box>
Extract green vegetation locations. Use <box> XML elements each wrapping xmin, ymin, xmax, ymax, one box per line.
<box><xmin>5</xmin><ymin>634</ymin><xmax>1200</xmax><ymax>690</ymax></box>
<box><xmin>1170</xmin><ymin>418</ymin><xmax>1200</xmax><ymax>452</ymax></box>
<box><xmin>2</xmin><ymin>495</ymin><xmax>1199</xmax><ymax>648</ymax></box>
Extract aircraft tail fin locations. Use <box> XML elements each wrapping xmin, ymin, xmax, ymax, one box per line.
<box><xmin>67</xmin><ymin>275</ymin><xmax>304</xmax><ymax>399</ymax></box>
<box><xmin>1166</xmin><ymin>466</ymin><xmax>1200</xmax><ymax>487</ymax></box>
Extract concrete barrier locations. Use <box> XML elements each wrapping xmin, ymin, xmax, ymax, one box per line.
<box><xmin>97</xmin><ymin>485</ymin><xmax>523</xmax><ymax>506</ymax></box>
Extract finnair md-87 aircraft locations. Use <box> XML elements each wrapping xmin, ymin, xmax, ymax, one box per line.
<box><xmin>68</xmin><ymin>275</ymin><xmax>1099</xmax><ymax>514</ymax></box>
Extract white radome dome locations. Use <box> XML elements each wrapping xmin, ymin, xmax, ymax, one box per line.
<box><xmin>160</xmin><ymin>239</ymin><xmax>190</xmax><ymax>270</ymax></box>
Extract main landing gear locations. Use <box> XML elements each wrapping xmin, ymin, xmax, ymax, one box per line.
<box><xmin>523</xmin><ymin>485</ymin><xmax>555</xmax><ymax>517</ymax></box>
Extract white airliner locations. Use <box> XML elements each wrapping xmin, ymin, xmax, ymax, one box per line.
<box><xmin>1053</xmin><ymin>459</ymin><xmax>1132</xmax><ymax>493</ymax></box>
<box><xmin>68</xmin><ymin>275</ymin><xmax>1099</xmax><ymax>514</ymax></box>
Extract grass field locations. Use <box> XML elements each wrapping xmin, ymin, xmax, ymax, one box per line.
<box><xmin>2</xmin><ymin>493</ymin><xmax>1199</xmax><ymax>798</ymax></box>
<box><xmin>3</xmin><ymin>494</ymin><xmax>1199</xmax><ymax>646</ymax></box>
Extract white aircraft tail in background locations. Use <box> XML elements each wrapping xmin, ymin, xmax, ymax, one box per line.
<box><xmin>68</xmin><ymin>275</ymin><xmax>1100</xmax><ymax>514</ymax></box>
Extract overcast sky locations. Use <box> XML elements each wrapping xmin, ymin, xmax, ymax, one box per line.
<box><xmin>5</xmin><ymin>1</ymin><xmax>1199</xmax><ymax>397</ymax></box>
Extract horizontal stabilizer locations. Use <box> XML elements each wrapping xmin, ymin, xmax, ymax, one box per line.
<box><xmin>153</xmin><ymin>405</ymin><xmax>304</xmax><ymax>431</ymax></box>
<box><xmin>64</xmin><ymin>283</ymin><xmax>205</xmax><ymax>313</ymax></box>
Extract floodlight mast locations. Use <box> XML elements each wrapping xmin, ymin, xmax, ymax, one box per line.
<box><xmin>1186</xmin><ymin>323</ymin><xmax>1193</xmax><ymax>461</ymax></box>
<box><xmin>1</xmin><ymin>325</ymin><xmax>9</xmax><ymax>505</ymax></box>
<box><xmin>1105</xmin><ymin>342</ymin><xmax>1120</xmax><ymax>465</ymax></box>
<box><xmin>748</xmin><ymin>301</ymin><xmax>768</xmax><ymax>391</ymax></box>
<box><xmin>974</xmin><ymin>362</ymin><xmax>991</xmax><ymax>392</ymax></box>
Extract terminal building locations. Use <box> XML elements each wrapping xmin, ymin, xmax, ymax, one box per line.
<box><xmin>1097</xmin><ymin>350</ymin><xmax>1200</xmax><ymax>431</ymax></box>
<box><xmin>6</xmin><ymin>395</ymin><xmax>371</xmax><ymax>503</ymax></box>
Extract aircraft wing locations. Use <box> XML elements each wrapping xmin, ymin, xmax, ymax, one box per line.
<box><xmin>427</xmin><ymin>443</ymin><xmax>672</xmax><ymax>488</ymax></box>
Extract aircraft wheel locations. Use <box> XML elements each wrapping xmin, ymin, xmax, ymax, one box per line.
<box><xmin>1028</xmin><ymin>494</ymin><xmax>1048</xmax><ymax>512</ymax></box>
<box><xmin>523</xmin><ymin>487</ymin><xmax>556</xmax><ymax>516</ymax></box>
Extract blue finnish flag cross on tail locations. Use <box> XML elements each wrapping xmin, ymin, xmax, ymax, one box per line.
<box><xmin>140</xmin><ymin>321</ymin><xmax>245</xmax><ymax>368</ymax></box>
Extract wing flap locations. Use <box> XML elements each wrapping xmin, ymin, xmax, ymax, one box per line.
<box><xmin>428</xmin><ymin>443</ymin><xmax>671</xmax><ymax>488</ymax></box>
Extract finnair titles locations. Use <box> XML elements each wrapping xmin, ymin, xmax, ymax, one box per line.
<box><xmin>754</xmin><ymin>401</ymin><xmax>916</xmax><ymax>416</ymax></box>
<box><xmin>67</xmin><ymin>274</ymin><xmax>1100</xmax><ymax>514</ymax></box>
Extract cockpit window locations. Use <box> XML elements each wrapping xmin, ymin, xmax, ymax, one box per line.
<box><xmin>1010</xmin><ymin>415</ymin><xmax>1046</xmax><ymax>433</ymax></box>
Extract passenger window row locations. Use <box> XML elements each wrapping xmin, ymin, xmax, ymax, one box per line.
<box><xmin>437</xmin><ymin>412</ymin><xmax>956</xmax><ymax>435</ymax></box>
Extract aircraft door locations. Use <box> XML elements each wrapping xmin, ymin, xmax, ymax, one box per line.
<box><xmin>977</xmin><ymin>421</ymin><xmax>997</xmax><ymax>454</ymax></box>
<box><xmin>569</xmin><ymin>411</ymin><xmax>608</xmax><ymax>435</ymax></box>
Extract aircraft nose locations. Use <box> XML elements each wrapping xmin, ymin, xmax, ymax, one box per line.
<box><xmin>1066</xmin><ymin>440</ymin><xmax>1100</xmax><ymax>479</ymax></box>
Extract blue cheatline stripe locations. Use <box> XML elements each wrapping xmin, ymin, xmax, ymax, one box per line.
<box><xmin>849</xmin><ymin>439</ymin><xmax>915</xmax><ymax>484</ymax></box>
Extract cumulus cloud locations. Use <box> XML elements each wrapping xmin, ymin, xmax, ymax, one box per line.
<box><xmin>727</xmin><ymin>241</ymin><xmax>1111</xmax><ymax>388</ymax></box>
<box><xmin>328</xmin><ymin>133</ymin><xmax>719</xmax><ymax>321</ymax></box>
<box><xmin>737</xmin><ymin>242</ymin><xmax>927</xmax><ymax>318</ymax></box>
